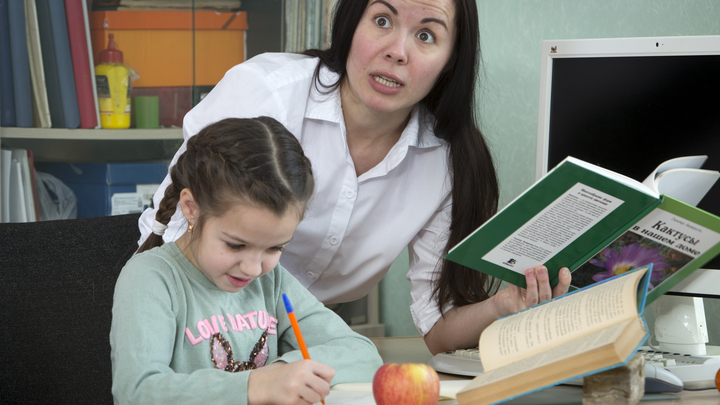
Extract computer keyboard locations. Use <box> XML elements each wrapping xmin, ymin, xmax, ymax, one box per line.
<box><xmin>638</xmin><ymin>347</ymin><xmax>720</xmax><ymax>390</ymax></box>
<box><xmin>427</xmin><ymin>347</ymin><xmax>720</xmax><ymax>391</ymax></box>
<box><xmin>427</xmin><ymin>348</ymin><xmax>484</xmax><ymax>376</ymax></box>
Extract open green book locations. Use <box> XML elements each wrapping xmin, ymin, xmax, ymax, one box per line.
<box><xmin>446</xmin><ymin>156</ymin><xmax>720</xmax><ymax>304</ymax></box>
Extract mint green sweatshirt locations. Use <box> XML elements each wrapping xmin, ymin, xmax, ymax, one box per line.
<box><xmin>111</xmin><ymin>242</ymin><xmax>383</xmax><ymax>404</ymax></box>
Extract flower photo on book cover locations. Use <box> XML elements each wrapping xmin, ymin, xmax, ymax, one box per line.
<box><xmin>572</xmin><ymin>231</ymin><xmax>693</xmax><ymax>290</ymax></box>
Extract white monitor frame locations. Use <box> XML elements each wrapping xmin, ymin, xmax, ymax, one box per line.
<box><xmin>536</xmin><ymin>35</ymin><xmax>720</xmax><ymax>179</ymax></box>
<box><xmin>535</xmin><ymin>35</ymin><xmax>720</xmax><ymax>298</ymax></box>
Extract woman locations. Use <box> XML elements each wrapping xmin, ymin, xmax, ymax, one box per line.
<box><xmin>139</xmin><ymin>0</ymin><xmax>572</xmax><ymax>355</ymax></box>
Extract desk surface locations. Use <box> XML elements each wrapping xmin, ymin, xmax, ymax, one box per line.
<box><xmin>369</xmin><ymin>336</ymin><xmax>720</xmax><ymax>405</ymax></box>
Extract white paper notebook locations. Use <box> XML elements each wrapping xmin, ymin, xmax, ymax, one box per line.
<box><xmin>329</xmin><ymin>380</ymin><xmax>468</xmax><ymax>403</ymax></box>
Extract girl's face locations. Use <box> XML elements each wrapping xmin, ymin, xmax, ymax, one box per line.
<box><xmin>184</xmin><ymin>203</ymin><xmax>300</xmax><ymax>293</ymax></box>
<box><xmin>342</xmin><ymin>0</ymin><xmax>456</xmax><ymax>117</ymax></box>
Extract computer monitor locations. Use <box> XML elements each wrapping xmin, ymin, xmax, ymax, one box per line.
<box><xmin>536</xmin><ymin>35</ymin><xmax>720</xmax><ymax>355</ymax></box>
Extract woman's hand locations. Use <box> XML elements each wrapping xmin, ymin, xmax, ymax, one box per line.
<box><xmin>247</xmin><ymin>360</ymin><xmax>335</xmax><ymax>405</ymax></box>
<box><xmin>490</xmin><ymin>265</ymin><xmax>571</xmax><ymax>319</ymax></box>
<box><xmin>424</xmin><ymin>265</ymin><xmax>572</xmax><ymax>355</ymax></box>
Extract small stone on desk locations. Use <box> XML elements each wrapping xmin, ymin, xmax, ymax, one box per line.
<box><xmin>582</xmin><ymin>353</ymin><xmax>645</xmax><ymax>405</ymax></box>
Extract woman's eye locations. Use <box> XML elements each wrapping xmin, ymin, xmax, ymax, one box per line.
<box><xmin>226</xmin><ymin>243</ymin><xmax>244</xmax><ymax>250</ymax></box>
<box><xmin>374</xmin><ymin>15</ymin><xmax>391</xmax><ymax>28</ymax></box>
<box><xmin>417</xmin><ymin>30</ymin><xmax>435</xmax><ymax>44</ymax></box>
<box><xmin>270</xmin><ymin>246</ymin><xmax>285</xmax><ymax>253</ymax></box>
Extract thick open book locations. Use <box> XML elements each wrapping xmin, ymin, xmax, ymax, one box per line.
<box><xmin>446</xmin><ymin>156</ymin><xmax>720</xmax><ymax>304</ymax></box>
<box><xmin>456</xmin><ymin>266</ymin><xmax>652</xmax><ymax>405</ymax></box>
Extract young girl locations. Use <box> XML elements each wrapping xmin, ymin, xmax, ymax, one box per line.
<box><xmin>110</xmin><ymin>117</ymin><xmax>383</xmax><ymax>404</ymax></box>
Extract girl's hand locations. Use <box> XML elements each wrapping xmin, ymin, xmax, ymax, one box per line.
<box><xmin>247</xmin><ymin>360</ymin><xmax>335</xmax><ymax>405</ymax></box>
<box><xmin>490</xmin><ymin>265</ymin><xmax>571</xmax><ymax>319</ymax></box>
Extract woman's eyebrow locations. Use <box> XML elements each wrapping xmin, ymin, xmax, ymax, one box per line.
<box><xmin>421</xmin><ymin>17</ymin><xmax>448</xmax><ymax>30</ymax></box>
<box><xmin>371</xmin><ymin>0</ymin><xmax>397</xmax><ymax>15</ymax></box>
<box><xmin>371</xmin><ymin>1</ymin><xmax>448</xmax><ymax>30</ymax></box>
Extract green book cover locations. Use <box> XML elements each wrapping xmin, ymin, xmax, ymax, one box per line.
<box><xmin>446</xmin><ymin>157</ymin><xmax>720</xmax><ymax>304</ymax></box>
<box><xmin>570</xmin><ymin>195</ymin><xmax>720</xmax><ymax>304</ymax></box>
<box><xmin>446</xmin><ymin>157</ymin><xmax>664</xmax><ymax>288</ymax></box>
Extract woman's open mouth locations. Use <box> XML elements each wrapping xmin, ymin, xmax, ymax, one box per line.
<box><xmin>372</xmin><ymin>75</ymin><xmax>402</xmax><ymax>88</ymax></box>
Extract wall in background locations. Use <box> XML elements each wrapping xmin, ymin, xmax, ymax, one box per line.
<box><xmin>238</xmin><ymin>0</ymin><xmax>283</xmax><ymax>58</ymax></box>
<box><xmin>379</xmin><ymin>247</ymin><xmax>419</xmax><ymax>337</ymax></box>
<box><xmin>379</xmin><ymin>0</ymin><xmax>720</xmax><ymax>339</ymax></box>
<box><xmin>476</xmin><ymin>0</ymin><xmax>720</xmax><ymax>206</ymax></box>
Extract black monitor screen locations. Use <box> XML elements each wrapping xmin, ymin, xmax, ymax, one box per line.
<box><xmin>547</xmin><ymin>55</ymin><xmax>720</xmax><ymax>268</ymax></box>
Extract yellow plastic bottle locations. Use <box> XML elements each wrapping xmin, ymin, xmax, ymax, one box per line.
<box><xmin>95</xmin><ymin>34</ymin><xmax>131</xmax><ymax>129</ymax></box>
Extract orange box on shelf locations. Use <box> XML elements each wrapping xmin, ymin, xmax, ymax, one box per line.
<box><xmin>90</xmin><ymin>10</ymin><xmax>247</xmax><ymax>87</ymax></box>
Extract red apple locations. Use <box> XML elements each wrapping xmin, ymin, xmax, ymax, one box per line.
<box><xmin>372</xmin><ymin>362</ymin><xmax>440</xmax><ymax>405</ymax></box>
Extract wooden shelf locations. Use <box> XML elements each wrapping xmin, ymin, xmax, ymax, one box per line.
<box><xmin>0</xmin><ymin>128</ymin><xmax>183</xmax><ymax>163</ymax></box>
<box><xmin>0</xmin><ymin>127</ymin><xmax>183</xmax><ymax>140</ymax></box>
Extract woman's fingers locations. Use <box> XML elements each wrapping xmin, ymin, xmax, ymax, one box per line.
<box><xmin>553</xmin><ymin>267</ymin><xmax>571</xmax><ymax>297</ymax></box>
<box><xmin>524</xmin><ymin>267</ymin><xmax>539</xmax><ymax>307</ymax></box>
<box><xmin>535</xmin><ymin>265</ymin><xmax>553</xmax><ymax>303</ymax></box>
<box><xmin>525</xmin><ymin>265</ymin><xmax>567</xmax><ymax>306</ymax></box>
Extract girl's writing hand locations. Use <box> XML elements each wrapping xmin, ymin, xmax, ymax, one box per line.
<box><xmin>490</xmin><ymin>265</ymin><xmax>571</xmax><ymax>319</ymax></box>
<box><xmin>247</xmin><ymin>360</ymin><xmax>335</xmax><ymax>405</ymax></box>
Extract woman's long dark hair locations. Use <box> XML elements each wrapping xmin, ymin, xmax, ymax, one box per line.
<box><xmin>304</xmin><ymin>0</ymin><xmax>501</xmax><ymax>314</ymax></box>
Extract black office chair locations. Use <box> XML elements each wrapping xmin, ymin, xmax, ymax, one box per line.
<box><xmin>0</xmin><ymin>213</ymin><xmax>141</xmax><ymax>405</ymax></box>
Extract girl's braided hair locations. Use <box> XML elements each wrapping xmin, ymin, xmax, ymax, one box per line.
<box><xmin>139</xmin><ymin>117</ymin><xmax>314</xmax><ymax>253</ymax></box>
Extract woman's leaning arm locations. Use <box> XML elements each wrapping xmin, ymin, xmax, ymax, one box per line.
<box><xmin>423</xmin><ymin>298</ymin><xmax>503</xmax><ymax>355</ymax></box>
<box><xmin>424</xmin><ymin>265</ymin><xmax>572</xmax><ymax>355</ymax></box>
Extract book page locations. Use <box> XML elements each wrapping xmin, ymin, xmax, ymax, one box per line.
<box><xmin>652</xmin><ymin>169</ymin><xmax>719</xmax><ymax>206</ymax></box>
<box><xmin>567</xmin><ymin>157</ymin><xmax>656</xmax><ymax>196</ymax></box>
<box><xmin>640</xmin><ymin>155</ymin><xmax>709</xmax><ymax>197</ymax></box>
<box><xmin>463</xmin><ymin>318</ymin><xmax>638</xmax><ymax>391</ymax></box>
<box><xmin>479</xmin><ymin>268</ymin><xmax>645</xmax><ymax>371</ymax></box>
<box><xmin>482</xmin><ymin>183</ymin><xmax>624</xmax><ymax>274</ymax></box>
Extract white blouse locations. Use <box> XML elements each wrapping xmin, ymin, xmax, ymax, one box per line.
<box><xmin>138</xmin><ymin>53</ymin><xmax>454</xmax><ymax>336</ymax></box>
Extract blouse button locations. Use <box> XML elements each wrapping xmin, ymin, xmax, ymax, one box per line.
<box><xmin>329</xmin><ymin>236</ymin><xmax>339</xmax><ymax>246</ymax></box>
<box><xmin>306</xmin><ymin>271</ymin><xmax>315</xmax><ymax>279</ymax></box>
<box><xmin>345</xmin><ymin>190</ymin><xmax>355</xmax><ymax>199</ymax></box>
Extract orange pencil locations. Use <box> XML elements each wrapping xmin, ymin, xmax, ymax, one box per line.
<box><xmin>282</xmin><ymin>293</ymin><xmax>325</xmax><ymax>404</ymax></box>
